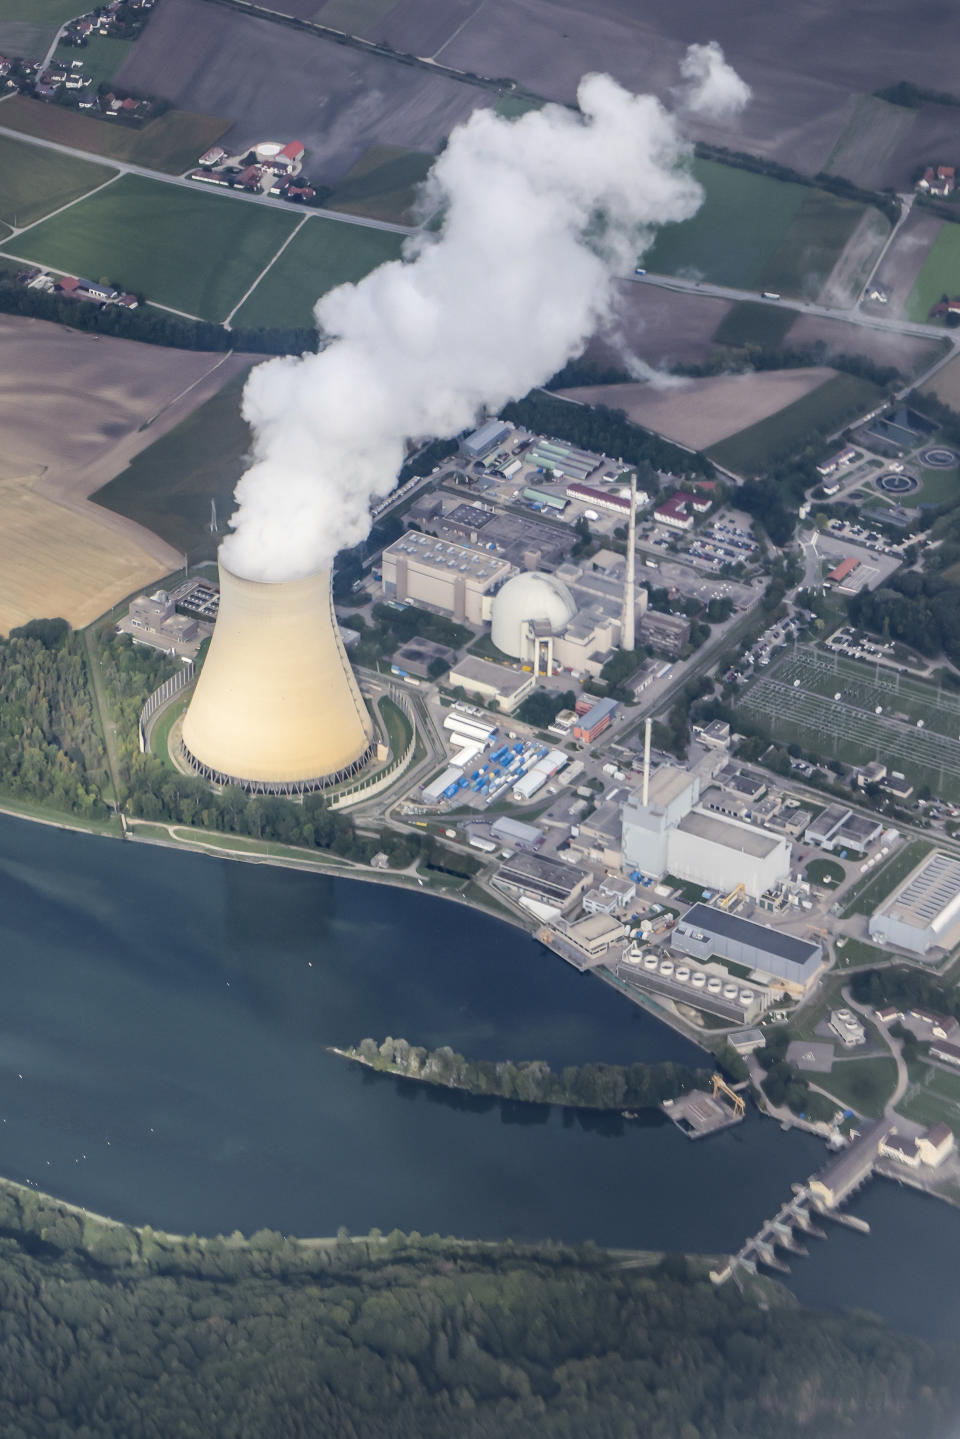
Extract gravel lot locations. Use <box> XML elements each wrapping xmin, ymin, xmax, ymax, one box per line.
<box><xmin>114</xmin><ymin>0</ymin><xmax>488</xmax><ymax>183</ymax></box>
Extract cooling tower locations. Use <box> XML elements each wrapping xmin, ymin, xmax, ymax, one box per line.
<box><xmin>181</xmin><ymin>561</ymin><xmax>373</xmax><ymax>793</ymax></box>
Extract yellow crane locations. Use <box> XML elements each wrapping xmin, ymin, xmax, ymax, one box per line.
<box><xmin>712</xmin><ymin>1073</ymin><xmax>746</xmax><ymax>1117</ymax></box>
<box><xmin>718</xmin><ymin>882</ymin><xmax>745</xmax><ymax>912</ymax></box>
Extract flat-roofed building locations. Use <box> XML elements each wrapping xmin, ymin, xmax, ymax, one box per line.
<box><xmin>494</xmin><ymin>852</ymin><xmax>590</xmax><ymax>913</ymax></box>
<box><xmin>804</xmin><ymin>803</ymin><xmax>853</xmax><ymax>849</ymax></box>
<box><xmin>639</xmin><ymin>609</ymin><xmax>691</xmax><ymax>655</ymax></box>
<box><xmin>461</xmin><ymin>420</ymin><xmax>512</xmax><ymax>459</ymax></box>
<box><xmin>447</xmin><ymin>655</ymin><xmax>535</xmax><ymax>713</ymax></box>
<box><xmin>869</xmin><ymin>850</ymin><xmax>960</xmax><ymax>957</ymax></box>
<box><xmin>381</xmin><ymin>532</ymin><xmax>514</xmax><ymax>623</ymax></box>
<box><xmin>672</xmin><ymin>903</ymin><xmax>825</xmax><ymax>997</ymax></box>
<box><xmin>670</xmin><ymin>809</ymin><xmax>790</xmax><ymax>899</ymax></box>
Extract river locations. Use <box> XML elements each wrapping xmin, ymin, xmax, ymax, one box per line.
<box><xmin>0</xmin><ymin>812</ymin><xmax>957</xmax><ymax>1337</ymax></box>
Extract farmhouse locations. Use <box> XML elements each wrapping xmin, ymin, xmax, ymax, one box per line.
<box><xmin>917</xmin><ymin>165</ymin><xmax>956</xmax><ymax>198</ymax></box>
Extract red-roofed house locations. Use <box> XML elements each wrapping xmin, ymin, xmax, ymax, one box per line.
<box><xmin>278</xmin><ymin>140</ymin><xmax>305</xmax><ymax>167</ymax></box>
<box><xmin>55</xmin><ymin>276</ymin><xmax>82</xmax><ymax>295</ymax></box>
<box><xmin>918</xmin><ymin>164</ymin><xmax>956</xmax><ymax>198</ymax></box>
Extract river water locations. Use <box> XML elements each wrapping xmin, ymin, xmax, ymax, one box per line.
<box><xmin>1</xmin><ymin>813</ymin><xmax>958</xmax><ymax>1338</ymax></box>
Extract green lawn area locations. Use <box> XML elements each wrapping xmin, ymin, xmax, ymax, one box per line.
<box><xmin>9</xmin><ymin>175</ymin><xmax>298</xmax><ymax>319</ymax></box>
<box><xmin>0</xmin><ymin>96</ymin><xmax>230</xmax><ymax>174</ymax></box>
<box><xmin>712</xmin><ymin>301</ymin><xmax>798</xmax><ymax>348</ymax></box>
<box><xmin>708</xmin><ymin>373</ymin><xmax>883</xmax><ymax>475</ymax></box>
<box><xmin>842</xmin><ymin>840</ymin><xmax>932</xmax><ymax>917</ymax></box>
<box><xmin>233</xmin><ymin>216</ymin><xmax>404</xmax><ymax>329</ymax></box>
<box><xmin>758</xmin><ymin>190</ymin><xmax>875</xmax><ymax>302</ymax></box>
<box><xmin>913</xmin><ymin>466</ymin><xmax>960</xmax><ymax>507</ymax></box>
<box><xmin>815</xmin><ymin>1055</ymin><xmax>898</xmax><ymax>1117</ymax></box>
<box><xmin>805</xmin><ymin>857</ymin><xmax>845</xmax><ymax>887</ymax></box>
<box><xmin>69</xmin><ymin>34</ymin><xmax>134</xmax><ymax>91</ymax></box>
<box><xmin>925</xmin><ymin>1064</ymin><xmax>960</xmax><ymax>1103</ymax></box>
<box><xmin>149</xmin><ymin>698</ymin><xmax>189</xmax><ymax>770</ymax></box>
<box><xmin>378</xmin><ymin>696</ymin><xmax>413</xmax><ymax>758</ymax></box>
<box><xmin>834</xmin><ymin>937</ymin><xmax>890</xmax><ymax>970</ymax></box>
<box><xmin>92</xmin><ymin>366</ymin><xmax>253</xmax><ymax>556</ymax></box>
<box><xmin>905</xmin><ymin>222</ymin><xmax>960</xmax><ymax>322</ymax></box>
<box><xmin>897</xmin><ymin>1086</ymin><xmax>960</xmax><ymax>1137</ymax></box>
<box><xmin>494</xmin><ymin>96</ymin><xmax>545</xmax><ymax>120</ymax></box>
<box><xmin>327</xmin><ymin>145</ymin><xmax>432</xmax><ymax>225</ymax></box>
<box><xmin>0</xmin><ymin>134</ymin><xmax>116</xmax><ymax>230</ymax></box>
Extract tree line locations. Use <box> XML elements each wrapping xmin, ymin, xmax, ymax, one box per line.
<box><xmin>499</xmin><ymin>391</ymin><xmax>714</xmax><ymax>479</ymax></box>
<box><xmin>342</xmin><ymin>1035</ymin><xmax>715</xmax><ymax>1110</ymax></box>
<box><xmin>0</xmin><ymin>1179</ymin><xmax>953</xmax><ymax>1438</ymax></box>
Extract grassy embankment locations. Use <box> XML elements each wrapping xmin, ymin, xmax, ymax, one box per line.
<box><xmin>841</xmin><ymin>840</ymin><xmax>933</xmax><ymax>917</ymax></box>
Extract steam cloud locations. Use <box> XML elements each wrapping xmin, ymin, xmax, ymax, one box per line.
<box><xmin>222</xmin><ymin>66</ymin><xmax>741</xmax><ymax>583</ymax></box>
<box><xmin>679</xmin><ymin>41</ymin><xmax>752</xmax><ymax>118</ymax></box>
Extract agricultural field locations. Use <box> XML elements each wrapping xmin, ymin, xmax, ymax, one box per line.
<box><xmin>327</xmin><ymin>145</ymin><xmax>433</xmax><ymax>225</ymax></box>
<box><xmin>93</xmin><ymin>367</ymin><xmax>255</xmax><ymax>557</ymax></box>
<box><xmin>233</xmin><ymin>217</ymin><xmax>405</xmax><ymax>330</ymax></box>
<box><xmin>923</xmin><ymin>351</ymin><xmax>960</xmax><ymax>409</ymax></box>
<box><xmin>558</xmin><ymin>368</ymin><xmax>836</xmax><ymax>452</ymax></box>
<box><xmin>738</xmin><ymin>647</ymin><xmax>960</xmax><ymax>803</ymax></box>
<box><xmin>821</xmin><ymin>94</ymin><xmax>916</xmax><ymax>190</ymax></box>
<box><xmin>905</xmin><ymin>223</ymin><xmax>960</xmax><ymax>323</ymax></box>
<box><xmin>713</xmin><ymin>301</ymin><xmax>799</xmax><ymax>349</ymax></box>
<box><xmin>0</xmin><ymin>135</ymin><xmax>116</xmax><ymax>230</ymax></box>
<box><xmin>787</xmin><ymin>310</ymin><xmax>942</xmax><ymax>380</ymax></box>
<box><xmin>0</xmin><ymin>96</ymin><xmax>230</xmax><ymax>175</ymax></box>
<box><xmin>0</xmin><ymin>0</ymin><xmax>86</xmax><ymax>54</ymax></box>
<box><xmin>591</xmin><ymin>283</ymin><xmax>732</xmax><ymax>372</ymax></box>
<box><xmin>113</xmin><ymin>0</ymin><xmax>485</xmax><ymax>185</ymax></box>
<box><xmin>707</xmin><ymin>373</ymin><xmax>882</xmax><ymax>475</ymax></box>
<box><xmin>8</xmin><ymin>175</ymin><xmax>300</xmax><ymax>321</ymax></box>
<box><xmin>758</xmin><ymin>190</ymin><xmax>877</xmax><ymax>303</ymax></box>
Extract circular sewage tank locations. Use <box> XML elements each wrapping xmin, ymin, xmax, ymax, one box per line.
<box><xmin>876</xmin><ymin>470</ymin><xmax>919</xmax><ymax>495</ymax></box>
<box><xmin>921</xmin><ymin>446</ymin><xmax>958</xmax><ymax>469</ymax></box>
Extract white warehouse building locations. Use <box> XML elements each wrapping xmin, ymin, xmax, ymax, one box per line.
<box><xmin>869</xmin><ymin>850</ymin><xmax>960</xmax><ymax>958</ymax></box>
<box><xmin>621</xmin><ymin>765</ymin><xmax>790</xmax><ymax>899</ymax></box>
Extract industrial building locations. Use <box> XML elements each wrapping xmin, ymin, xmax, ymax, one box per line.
<box><xmin>437</xmin><ymin>507</ymin><xmax>575</xmax><ymax>571</ymax></box>
<box><xmin>639</xmin><ymin>609</ymin><xmax>691</xmax><ymax>656</ymax></box>
<box><xmin>447</xmin><ymin>655</ymin><xmax>535</xmax><ymax>713</ymax></box>
<box><xmin>490</xmin><ymin>564</ymin><xmax>644</xmax><ymax>679</ymax></box>
<box><xmin>573</xmin><ymin>698</ymin><xmax>619</xmax><ymax>743</ymax></box>
<box><xmin>381</xmin><ymin>532</ymin><xmax>514</xmax><ymax>624</ymax></box>
<box><xmin>525</xmin><ymin>438</ymin><xmax>599</xmax><ymax>481</ymax></box>
<box><xmin>804</xmin><ymin>804</ymin><xmax>882</xmax><ymax>853</ymax></box>
<box><xmin>490</xmin><ymin>816</ymin><xmax>543</xmax><ymax>850</ymax></box>
<box><xmin>672</xmin><ymin>904</ymin><xmax>825</xmax><ymax>997</ymax></box>
<box><xmin>869</xmin><ymin>850</ymin><xmax>960</xmax><ymax>956</ymax></box>
<box><xmin>494</xmin><ymin>852</ymin><xmax>590</xmax><ymax>914</ymax></box>
<box><xmin>621</xmin><ymin>765</ymin><xmax>790</xmax><ymax>899</ymax></box>
<box><xmin>461</xmin><ymin>420</ymin><xmax>513</xmax><ymax>459</ymax></box>
<box><xmin>181</xmin><ymin>563</ymin><xmax>374</xmax><ymax>794</ymax></box>
<box><xmin>118</xmin><ymin>588</ymin><xmax>205</xmax><ymax>659</ymax></box>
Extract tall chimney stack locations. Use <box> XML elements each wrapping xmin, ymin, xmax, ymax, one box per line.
<box><xmin>621</xmin><ymin>472</ymin><xmax>637</xmax><ymax>653</ymax></box>
<box><xmin>642</xmin><ymin>715</ymin><xmax>651</xmax><ymax>807</ymax></box>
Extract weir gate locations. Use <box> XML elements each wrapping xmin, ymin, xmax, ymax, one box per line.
<box><xmin>711</xmin><ymin>1119</ymin><xmax>887</xmax><ymax>1285</ymax></box>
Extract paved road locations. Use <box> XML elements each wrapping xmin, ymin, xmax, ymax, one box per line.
<box><xmin>0</xmin><ymin>119</ymin><xmax>417</xmax><ymax>237</ymax></box>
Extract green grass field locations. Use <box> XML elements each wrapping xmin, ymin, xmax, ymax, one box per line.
<box><xmin>805</xmin><ymin>858</ymin><xmax>845</xmax><ymax>887</ymax></box>
<box><xmin>92</xmin><ymin>367</ymin><xmax>254</xmax><ymax>555</ymax></box>
<box><xmin>378</xmin><ymin>696</ymin><xmax>413</xmax><ymax>758</ymax></box>
<box><xmin>707</xmin><ymin>373</ymin><xmax>883</xmax><ymax>474</ymax></box>
<box><xmin>842</xmin><ymin>840</ymin><xmax>933</xmax><ymax>917</ymax></box>
<box><xmin>70</xmin><ymin>34</ymin><xmax>134</xmax><ymax>91</ymax></box>
<box><xmin>905</xmin><ymin>223</ymin><xmax>960</xmax><ymax>322</ymax></box>
<box><xmin>643</xmin><ymin>160</ymin><xmax>867</xmax><ymax>296</ymax></box>
<box><xmin>913</xmin><ymin>466</ymin><xmax>960</xmax><ymax>507</ymax></box>
<box><xmin>0</xmin><ymin>0</ymin><xmax>84</xmax><ymax>18</ymax></box>
<box><xmin>9</xmin><ymin>175</ymin><xmax>299</xmax><ymax>319</ymax></box>
<box><xmin>833</xmin><ymin>937</ymin><xmax>890</xmax><ymax>969</ymax></box>
<box><xmin>0</xmin><ymin>96</ymin><xmax>229</xmax><ymax>175</ymax></box>
<box><xmin>758</xmin><ymin>190</ymin><xmax>872</xmax><ymax>301</ymax></box>
<box><xmin>233</xmin><ymin>216</ymin><xmax>404</xmax><ymax>330</ymax></box>
<box><xmin>327</xmin><ymin>145</ymin><xmax>432</xmax><ymax>225</ymax></box>
<box><xmin>712</xmin><ymin>301</ymin><xmax>798</xmax><ymax>348</ymax></box>
<box><xmin>0</xmin><ymin>134</ymin><xmax>116</xmax><ymax>229</ymax></box>
<box><xmin>815</xmin><ymin>1055</ymin><xmax>897</xmax><ymax>1117</ymax></box>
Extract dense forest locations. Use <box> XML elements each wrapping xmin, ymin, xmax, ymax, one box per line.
<box><xmin>340</xmin><ymin>1035</ymin><xmax>714</xmax><ymax>1110</ymax></box>
<box><xmin>499</xmin><ymin>391</ymin><xmax>714</xmax><ymax>479</ymax></box>
<box><xmin>0</xmin><ymin>1181</ymin><xmax>954</xmax><ymax>1438</ymax></box>
<box><xmin>0</xmin><ymin>619</ymin><xmax>107</xmax><ymax>816</ymax></box>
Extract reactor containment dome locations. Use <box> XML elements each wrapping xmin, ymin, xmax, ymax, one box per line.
<box><xmin>181</xmin><ymin>561</ymin><xmax>374</xmax><ymax>794</ymax></box>
<box><xmin>491</xmin><ymin>571</ymin><xmax>577</xmax><ymax>659</ymax></box>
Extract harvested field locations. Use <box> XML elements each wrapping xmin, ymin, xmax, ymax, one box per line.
<box><xmin>233</xmin><ymin>217</ymin><xmax>404</xmax><ymax>330</ymax></box>
<box><xmin>0</xmin><ymin>134</ymin><xmax>116</xmax><ymax>230</ymax></box>
<box><xmin>869</xmin><ymin>209</ymin><xmax>943</xmax><ymax>321</ymax></box>
<box><xmin>822</xmin><ymin>95</ymin><xmax>916</xmax><ymax>190</ymax></box>
<box><xmin>560</xmin><ymin>368</ymin><xmax>836</xmax><ymax>451</ymax></box>
<box><xmin>922</xmin><ymin>352</ymin><xmax>960</xmax><ymax>409</ymax></box>
<box><xmin>113</xmin><ymin>0</ymin><xmax>487</xmax><ymax>184</ymax></box>
<box><xmin>876</xmin><ymin>101</ymin><xmax>960</xmax><ymax>193</ymax></box>
<box><xmin>590</xmin><ymin>282</ymin><xmax>733</xmax><ymax>371</ymax></box>
<box><xmin>327</xmin><ymin>144</ymin><xmax>432</xmax><ymax>224</ymax></box>
<box><xmin>786</xmin><ymin>312</ymin><xmax>942</xmax><ymax>380</ymax></box>
<box><xmin>707</xmin><ymin>373</ymin><xmax>884</xmax><ymax>475</ymax></box>
<box><xmin>905</xmin><ymin>223</ymin><xmax>960</xmax><ymax>323</ymax></box>
<box><xmin>377</xmin><ymin>0</ymin><xmax>486</xmax><ymax>57</ymax></box>
<box><xmin>0</xmin><ymin>97</ymin><xmax>231</xmax><ymax>174</ymax></box>
<box><xmin>8</xmin><ymin>174</ymin><xmax>299</xmax><ymax>321</ymax></box>
<box><xmin>0</xmin><ymin>316</ymin><xmax>251</xmax><ymax>630</ymax></box>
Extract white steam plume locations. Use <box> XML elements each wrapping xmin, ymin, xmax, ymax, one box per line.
<box><xmin>679</xmin><ymin>41</ymin><xmax>752</xmax><ymax>118</ymax></box>
<box><xmin>222</xmin><ymin>73</ymin><xmax>713</xmax><ymax>583</ymax></box>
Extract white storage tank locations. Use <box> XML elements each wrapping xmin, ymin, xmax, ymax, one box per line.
<box><xmin>691</xmin><ymin>971</ymin><xmax>706</xmax><ymax>989</ymax></box>
<box><xmin>659</xmin><ymin>959</ymin><xmax>674</xmax><ymax>976</ymax></box>
<box><xmin>706</xmin><ymin>976</ymin><xmax>722</xmax><ymax>994</ymax></box>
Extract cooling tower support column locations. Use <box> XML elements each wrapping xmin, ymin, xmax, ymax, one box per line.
<box><xmin>621</xmin><ymin>473</ymin><xmax>637</xmax><ymax>652</ymax></box>
<box><xmin>181</xmin><ymin>561</ymin><xmax>374</xmax><ymax>795</ymax></box>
